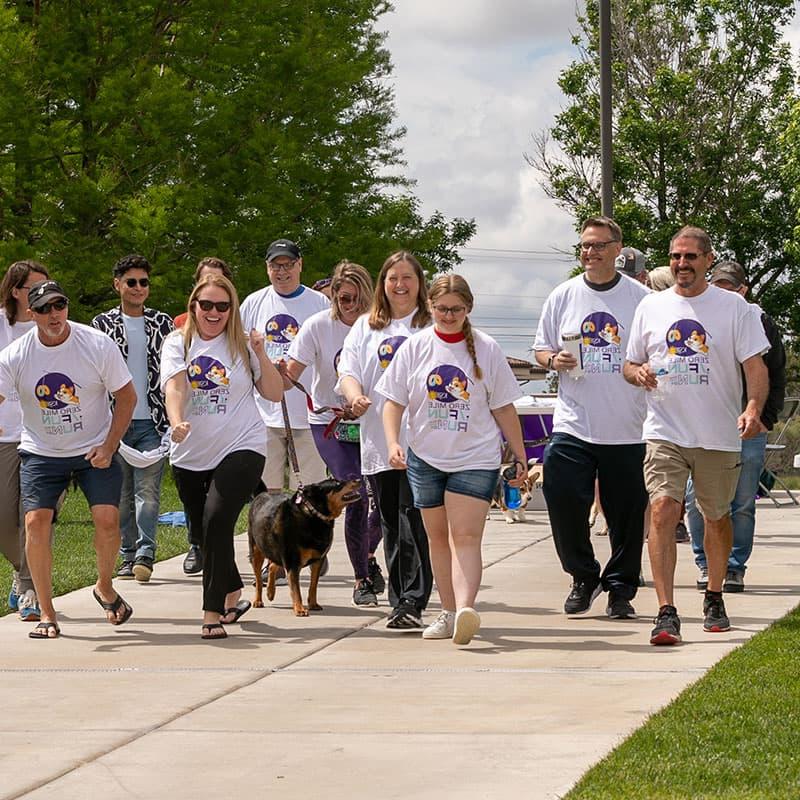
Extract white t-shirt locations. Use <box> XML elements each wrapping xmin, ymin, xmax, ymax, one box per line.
<box><xmin>335</xmin><ymin>311</ymin><xmax>427</xmax><ymax>475</ymax></box>
<box><xmin>287</xmin><ymin>309</ymin><xmax>352</xmax><ymax>425</ymax></box>
<box><xmin>534</xmin><ymin>274</ymin><xmax>649</xmax><ymax>444</ymax></box>
<box><xmin>626</xmin><ymin>284</ymin><xmax>770</xmax><ymax>451</ymax></box>
<box><xmin>160</xmin><ymin>330</ymin><xmax>266</xmax><ymax>471</ymax></box>
<box><xmin>0</xmin><ymin>310</ymin><xmax>35</xmax><ymax>443</ymax></box>
<box><xmin>123</xmin><ymin>313</ymin><xmax>150</xmax><ymax>420</ymax></box>
<box><xmin>239</xmin><ymin>285</ymin><xmax>330</xmax><ymax>429</ymax></box>
<box><xmin>375</xmin><ymin>327</ymin><xmax>522</xmax><ymax>472</ymax></box>
<box><xmin>0</xmin><ymin>323</ymin><xmax>132</xmax><ymax>457</ymax></box>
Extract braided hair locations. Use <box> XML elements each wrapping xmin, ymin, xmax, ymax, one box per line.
<box><xmin>428</xmin><ymin>274</ymin><xmax>482</xmax><ymax>381</ymax></box>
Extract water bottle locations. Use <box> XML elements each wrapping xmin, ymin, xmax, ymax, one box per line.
<box><xmin>502</xmin><ymin>465</ymin><xmax>522</xmax><ymax>509</ymax></box>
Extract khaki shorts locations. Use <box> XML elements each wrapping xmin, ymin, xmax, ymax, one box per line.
<box><xmin>263</xmin><ymin>426</ymin><xmax>327</xmax><ymax>491</ymax></box>
<box><xmin>644</xmin><ymin>440</ymin><xmax>741</xmax><ymax>521</ymax></box>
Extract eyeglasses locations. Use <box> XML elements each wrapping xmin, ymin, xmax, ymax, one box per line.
<box><xmin>337</xmin><ymin>293</ymin><xmax>357</xmax><ymax>305</ymax></box>
<box><xmin>669</xmin><ymin>252</ymin><xmax>704</xmax><ymax>262</ymax></box>
<box><xmin>432</xmin><ymin>304</ymin><xmax>467</xmax><ymax>316</ymax></box>
<box><xmin>194</xmin><ymin>299</ymin><xmax>232</xmax><ymax>312</ymax></box>
<box><xmin>268</xmin><ymin>260</ymin><xmax>299</xmax><ymax>272</ymax></box>
<box><xmin>123</xmin><ymin>277</ymin><xmax>150</xmax><ymax>288</ymax></box>
<box><xmin>576</xmin><ymin>240</ymin><xmax>618</xmax><ymax>252</ymax></box>
<box><xmin>32</xmin><ymin>299</ymin><xmax>68</xmax><ymax>314</ymax></box>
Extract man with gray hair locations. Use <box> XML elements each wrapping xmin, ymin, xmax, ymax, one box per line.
<box><xmin>685</xmin><ymin>260</ymin><xmax>785</xmax><ymax>594</ymax></box>
<box><xmin>624</xmin><ymin>228</ymin><xmax>769</xmax><ymax>645</ymax></box>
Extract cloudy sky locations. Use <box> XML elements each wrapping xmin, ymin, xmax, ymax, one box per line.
<box><xmin>381</xmin><ymin>0</ymin><xmax>800</xmax><ymax>361</ymax></box>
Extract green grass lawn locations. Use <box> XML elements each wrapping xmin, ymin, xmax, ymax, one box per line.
<box><xmin>0</xmin><ymin>469</ymin><xmax>248</xmax><ymax>617</ymax></box>
<box><xmin>565</xmin><ymin>606</ymin><xmax>800</xmax><ymax>800</ymax></box>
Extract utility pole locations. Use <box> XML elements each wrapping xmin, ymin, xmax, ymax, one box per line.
<box><xmin>599</xmin><ymin>0</ymin><xmax>613</xmax><ymax>217</ymax></box>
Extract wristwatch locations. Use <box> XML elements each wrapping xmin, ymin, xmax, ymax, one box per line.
<box><xmin>546</xmin><ymin>354</ymin><xmax>555</xmax><ymax>371</ymax></box>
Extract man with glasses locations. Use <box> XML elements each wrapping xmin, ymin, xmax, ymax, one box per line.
<box><xmin>0</xmin><ymin>279</ymin><xmax>137</xmax><ymax>638</ymax></box>
<box><xmin>624</xmin><ymin>227</ymin><xmax>769</xmax><ymax>645</ymax></box>
<box><xmin>92</xmin><ymin>255</ymin><xmax>174</xmax><ymax>583</ymax></box>
<box><xmin>534</xmin><ymin>216</ymin><xmax>649</xmax><ymax>621</ymax></box>
<box><xmin>240</xmin><ymin>239</ymin><xmax>329</xmax><ymax>494</ymax></box>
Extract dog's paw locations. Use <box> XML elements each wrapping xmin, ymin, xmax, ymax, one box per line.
<box><xmin>503</xmin><ymin>515</ymin><xmax>515</xmax><ymax>524</ymax></box>
<box><xmin>294</xmin><ymin>606</ymin><xmax>310</xmax><ymax>617</ymax></box>
<box><xmin>253</xmin><ymin>599</ymin><xmax>264</xmax><ymax>609</ymax></box>
<box><xmin>308</xmin><ymin>603</ymin><xmax>323</xmax><ymax>612</ymax></box>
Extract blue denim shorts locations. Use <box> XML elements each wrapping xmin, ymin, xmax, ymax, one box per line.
<box><xmin>19</xmin><ymin>451</ymin><xmax>124</xmax><ymax>512</ymax></box>
<box><xmin>406</xmin><ymin>448</ymin><xmax>499</xmax><ymax>508</ymax></box>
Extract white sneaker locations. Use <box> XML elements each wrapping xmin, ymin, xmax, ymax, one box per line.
<box><xmin>422</xmin><ymin>610</ymin><xmax>455</xmax><ymax>639</ymax></box>
<box><xmin>18</xmin><ymin>589</ymin><xmax>41</xmax><ymax>622</ymax></box>
<box><xmin>453</xmin><ymin>607</ymin><xmax>481</xmax><ymax>645</ymax></box>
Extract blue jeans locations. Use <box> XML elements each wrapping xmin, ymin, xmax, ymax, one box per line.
<box><xmin>119</xmin><ymin>419</ymin><xmax>165</xmax><ymax>562</ymax></box>
<box><xmin>686</xmin><ymin>433</ymin><xmax>767</xmax><ymax>575</ymax></box>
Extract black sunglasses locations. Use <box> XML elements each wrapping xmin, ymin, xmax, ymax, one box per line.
<box><xmin>124</xmin><ymin>277</ymin><xmax>150</xmax><ymax>288</ymax></box>
<box><xmin>195</xmin><ymin>299</ymin><xmax>232</xmax><ymax>312</ymax></box>
<box><xmin>32</xmin><ymin>299</ymin><xmax>68</xmax><ymax>314</ymax></box>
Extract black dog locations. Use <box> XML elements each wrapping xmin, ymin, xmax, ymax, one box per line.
<box><xmin>248</xmin><ymin>478</ymin><xmax>361</xmax><ymax>616</ymax></box>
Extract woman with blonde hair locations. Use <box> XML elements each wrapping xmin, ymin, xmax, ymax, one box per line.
<box><xmin>161</xmin><ymin>274</ymin><xmax>283</xmax><ymax>640</ymax></box>
<box><xmin>377</xmin><ymin>274</ymin><xmax>527</xmax><ymax>645</ymax></box>
<box><xmin>284</xmin><ymin>261</ymin><xmax>384</xmax><ymax>606</ymax></box>
<box><xmin>337</xmin><ymin>251</ymin><xmax>433</xmax><ymax>629</ymax></box>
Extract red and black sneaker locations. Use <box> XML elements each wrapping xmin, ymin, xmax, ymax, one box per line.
<box><xmin>650</xmin><ymin>604</ymin><xmax>682</xmax><ymax>645</ymax></box>
<box><xmin>703</xmin><ymin>593</ymin><xmax>731</xmax><ymax>633</ymax></box>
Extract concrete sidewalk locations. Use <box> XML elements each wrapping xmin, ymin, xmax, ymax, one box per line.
<box><xmin>2</xmin><ymin>499</ymin><xmax>798</xmax><ymax>800</ymax></box>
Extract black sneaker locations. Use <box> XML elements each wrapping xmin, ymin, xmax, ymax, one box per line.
<box><xmin>723</xmin><ymin>570</ymin><xmax>744</xmax><ymax>593</ymax></box>
<box><xmin>703</xmin><ymin>593</ymin><xmax>730</xmax><ymax>632</ymax></box>
<box><xmin>367</xmin><ymin>557</ymin><xmax>385</xmax><ymax>594</ymax></box>
<box><xmin>564</xmin><ymin>580</ymin><xmax>602</xmax><ymax>615</ymax></box>
<box><xmin>133</xmin><ymin>557</ymin><xmax>154</xmax><ymax>583</ymax></box>
<box><xmin>606</xmin><ymin>593</ymin><xmax>637</xmax><ymax>619</ymax></box>
<box><xmin>353</xmin><ymin>579</ymin><xmax>378</xmax><ymax>607</ymax></box>
<box><xmin>183</xmin><ymin>544</ymin><xmax>203</xmax><ymax>575</ymax></box>
<box><xmin>650</xmin><ymin>605</ymin><xmax>682</xmax><ymax>645</ymax></box>
<box><xmin>675</xmin><ymin>521</ymin><xmax>690</xmax><ymax>542</ymax></box>
<box><xmin>117</xmin><ymin>561</ymin><xmax>135</xmax><ymax>579</ymax></box>
<box><xmin>386</xmin><ymin>602</ymin><xmax>423</xmax><ymax>630</ymax></box>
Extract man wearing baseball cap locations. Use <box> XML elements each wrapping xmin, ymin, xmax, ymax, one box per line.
<box><xmin>0</xmin><ymin>278</ymin><xmax>137</xmax><ymax>638</ymax></box>
<box><xmin>685</xmin><ymin>260</ymin><xmax>786</xmax><ymax>594</ymax></box>
<box><xmin>615</xmin><ymin>247</ymin><xmax>648</xmax><ymax>285</ymax></box>
<box><xmin>240</xmin><ymin>240</ymin><xmax>329</xmax><ymax>496</ymax></box>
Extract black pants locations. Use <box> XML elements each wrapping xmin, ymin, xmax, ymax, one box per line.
<box><xmin>543</xmin><ymin>432</ymin><xmax>647</xmax><ymax>600</ymax></box>
<box><xmin>173</xmin><ymin>449</ymin><xmax>265</xmax><ymax>614</ymax></box>
<box><xmin>370</xmin><ymin>469</ymin><xmax>433</xmax><ymax>612</ymax></box>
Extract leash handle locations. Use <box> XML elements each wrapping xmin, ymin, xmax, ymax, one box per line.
<box><xmin>288</xmin><ymin>376</ymin><xmax>356</xmax><ymax>420</ymax></box>
<box><xmin>281</xmin><ymin>396</ymin><xmax>303</xmax><ymax>490</ymax></box>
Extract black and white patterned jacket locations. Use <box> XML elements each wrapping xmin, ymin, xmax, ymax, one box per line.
<box><xmin>91</xmin><ymin>306</ymin><xmax>175</xmax><ymax>435</ymax></box>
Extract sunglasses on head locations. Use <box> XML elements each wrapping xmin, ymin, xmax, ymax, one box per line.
<box><xmin>195</xmin><ymin>299</ymin><xmax>231</xmax><ymax>313</ymax></box>
<box><xmin>32</xmin><ymin>299</ymin><xmax>68</xmax><ymax>314</ymax></box>
<box><xmin>124</xmin><ymin>277</ymin><xmax>150</xmax><ymax>288</ymax></box>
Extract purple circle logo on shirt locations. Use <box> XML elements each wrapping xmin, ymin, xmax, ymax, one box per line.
<box><xmin>187</xmin><ymin>356</ymin><xmax>230</xmax><ymax>391</ymax></box>
<box><xmin>35</xmin><ymin>373</ymin><xmax>81</xmax><ymax>410</ymax></box>
<box><xmin>265</xmin><ymin>314</ymin><xmax>300</xmax><ymax>344</ymax></box>
<box><xmin>666</xmin><ymin>319</ymin><xmax>710</xmax><ymax>357</ymax></box>
<box><xmin>333</xmin><ymin>348</ymin><xmax>342</xmax><ymax>376</ymax></box>
<box><xmin>427</xmin><ymin>365</ymin><xmax>470</xmax><ymax>403</ymax></box>
<box><xmin>581</xmin><ymin>312</ymin><xmax>621</xmax><ymax>348</ymax></box>
<box><xmin>377</xmin><ymin>336</ymin><xmax>407</xmax><ymax>369</ymax></box>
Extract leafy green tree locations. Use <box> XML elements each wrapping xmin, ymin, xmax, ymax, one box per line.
<box><xmin>0</xmin><ymin>0</ymin><xmax>474</xmax><ymax>320</ymax></box>
<box><xmin>527</xmin><ymin>0</ymin><xmax>799</xmax><ymax>342</ymax></box>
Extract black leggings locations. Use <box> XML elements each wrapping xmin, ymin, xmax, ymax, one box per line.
<box><xmin>370</xmin><ymin>469</ymin><xmax>433</xmax><ymax>612</ymax></box>
<box><xmin>173</xmin><ymin>449</ymin><xmax>265</xmax><ymax>614</ymax></box>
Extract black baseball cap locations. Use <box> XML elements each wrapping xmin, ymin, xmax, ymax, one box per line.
<box><xmin>709</xmin><ymin>261</ymin><xmax>746</xmax><ymax>288</ymax></box>
<box><xmin>28</xmin><ymin>280</ymin><xmax>68</xmax><ymax>311</ymax></box>
<box><xmin>265</xmin><ymin>239</ymin><xmax>301</xmax><ymax>262</ymax></box>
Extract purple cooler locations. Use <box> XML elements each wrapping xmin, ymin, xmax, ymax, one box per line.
<box><xmin>513</xmin><ymin>395</ymin><xmax>555</xmax><ymax>464</ymax></box>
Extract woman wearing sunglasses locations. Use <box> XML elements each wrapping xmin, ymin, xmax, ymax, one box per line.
<box><xmin>160</xmin><ymin>274</ymin><xmax>283</xmax><ymax>640</ymax></box>
<box><xmin>377</xmin><ymin>274</ymin><xmax>526</xmax><ymax>645</ymax></box>
<box><xmin>283</xmin><ymin>261</ymin><xmax>384</xmax><ymax>607</ymax></box>
<box><xmin>336</xmin><ymin>251</ymin><xmax>433</xmax><ymax>630</ymax></box>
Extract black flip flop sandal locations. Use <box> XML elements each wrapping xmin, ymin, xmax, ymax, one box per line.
<box><xmin>29</xmin><ymin>621</ymin><xmax>60</xmax><ymax>639</ymax></box>
<box><xmin>201</xmin><ymin>623</ymin><xmax>228</xmax><ymax>640</ymax></box>
<box><xmin>92</xmin><ymin>588</ymin><xmax>133</xmax><ymax>626</ymax></box>
<box><xmin>220</xmin><ymin>600</ymin><xmax>251</xmax><ymax>625</ymax></box>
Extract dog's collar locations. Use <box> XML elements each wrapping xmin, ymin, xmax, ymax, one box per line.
<box><xmin>294</xmin><ymin>490</ymin><xmax>335</xmax><ymax>522</ymax></box>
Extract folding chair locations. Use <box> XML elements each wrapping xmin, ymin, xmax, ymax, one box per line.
<box><xmin>759</xmin><ymin>396</ymin><xmax>800</xmax><ymax>507</ymax></box>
